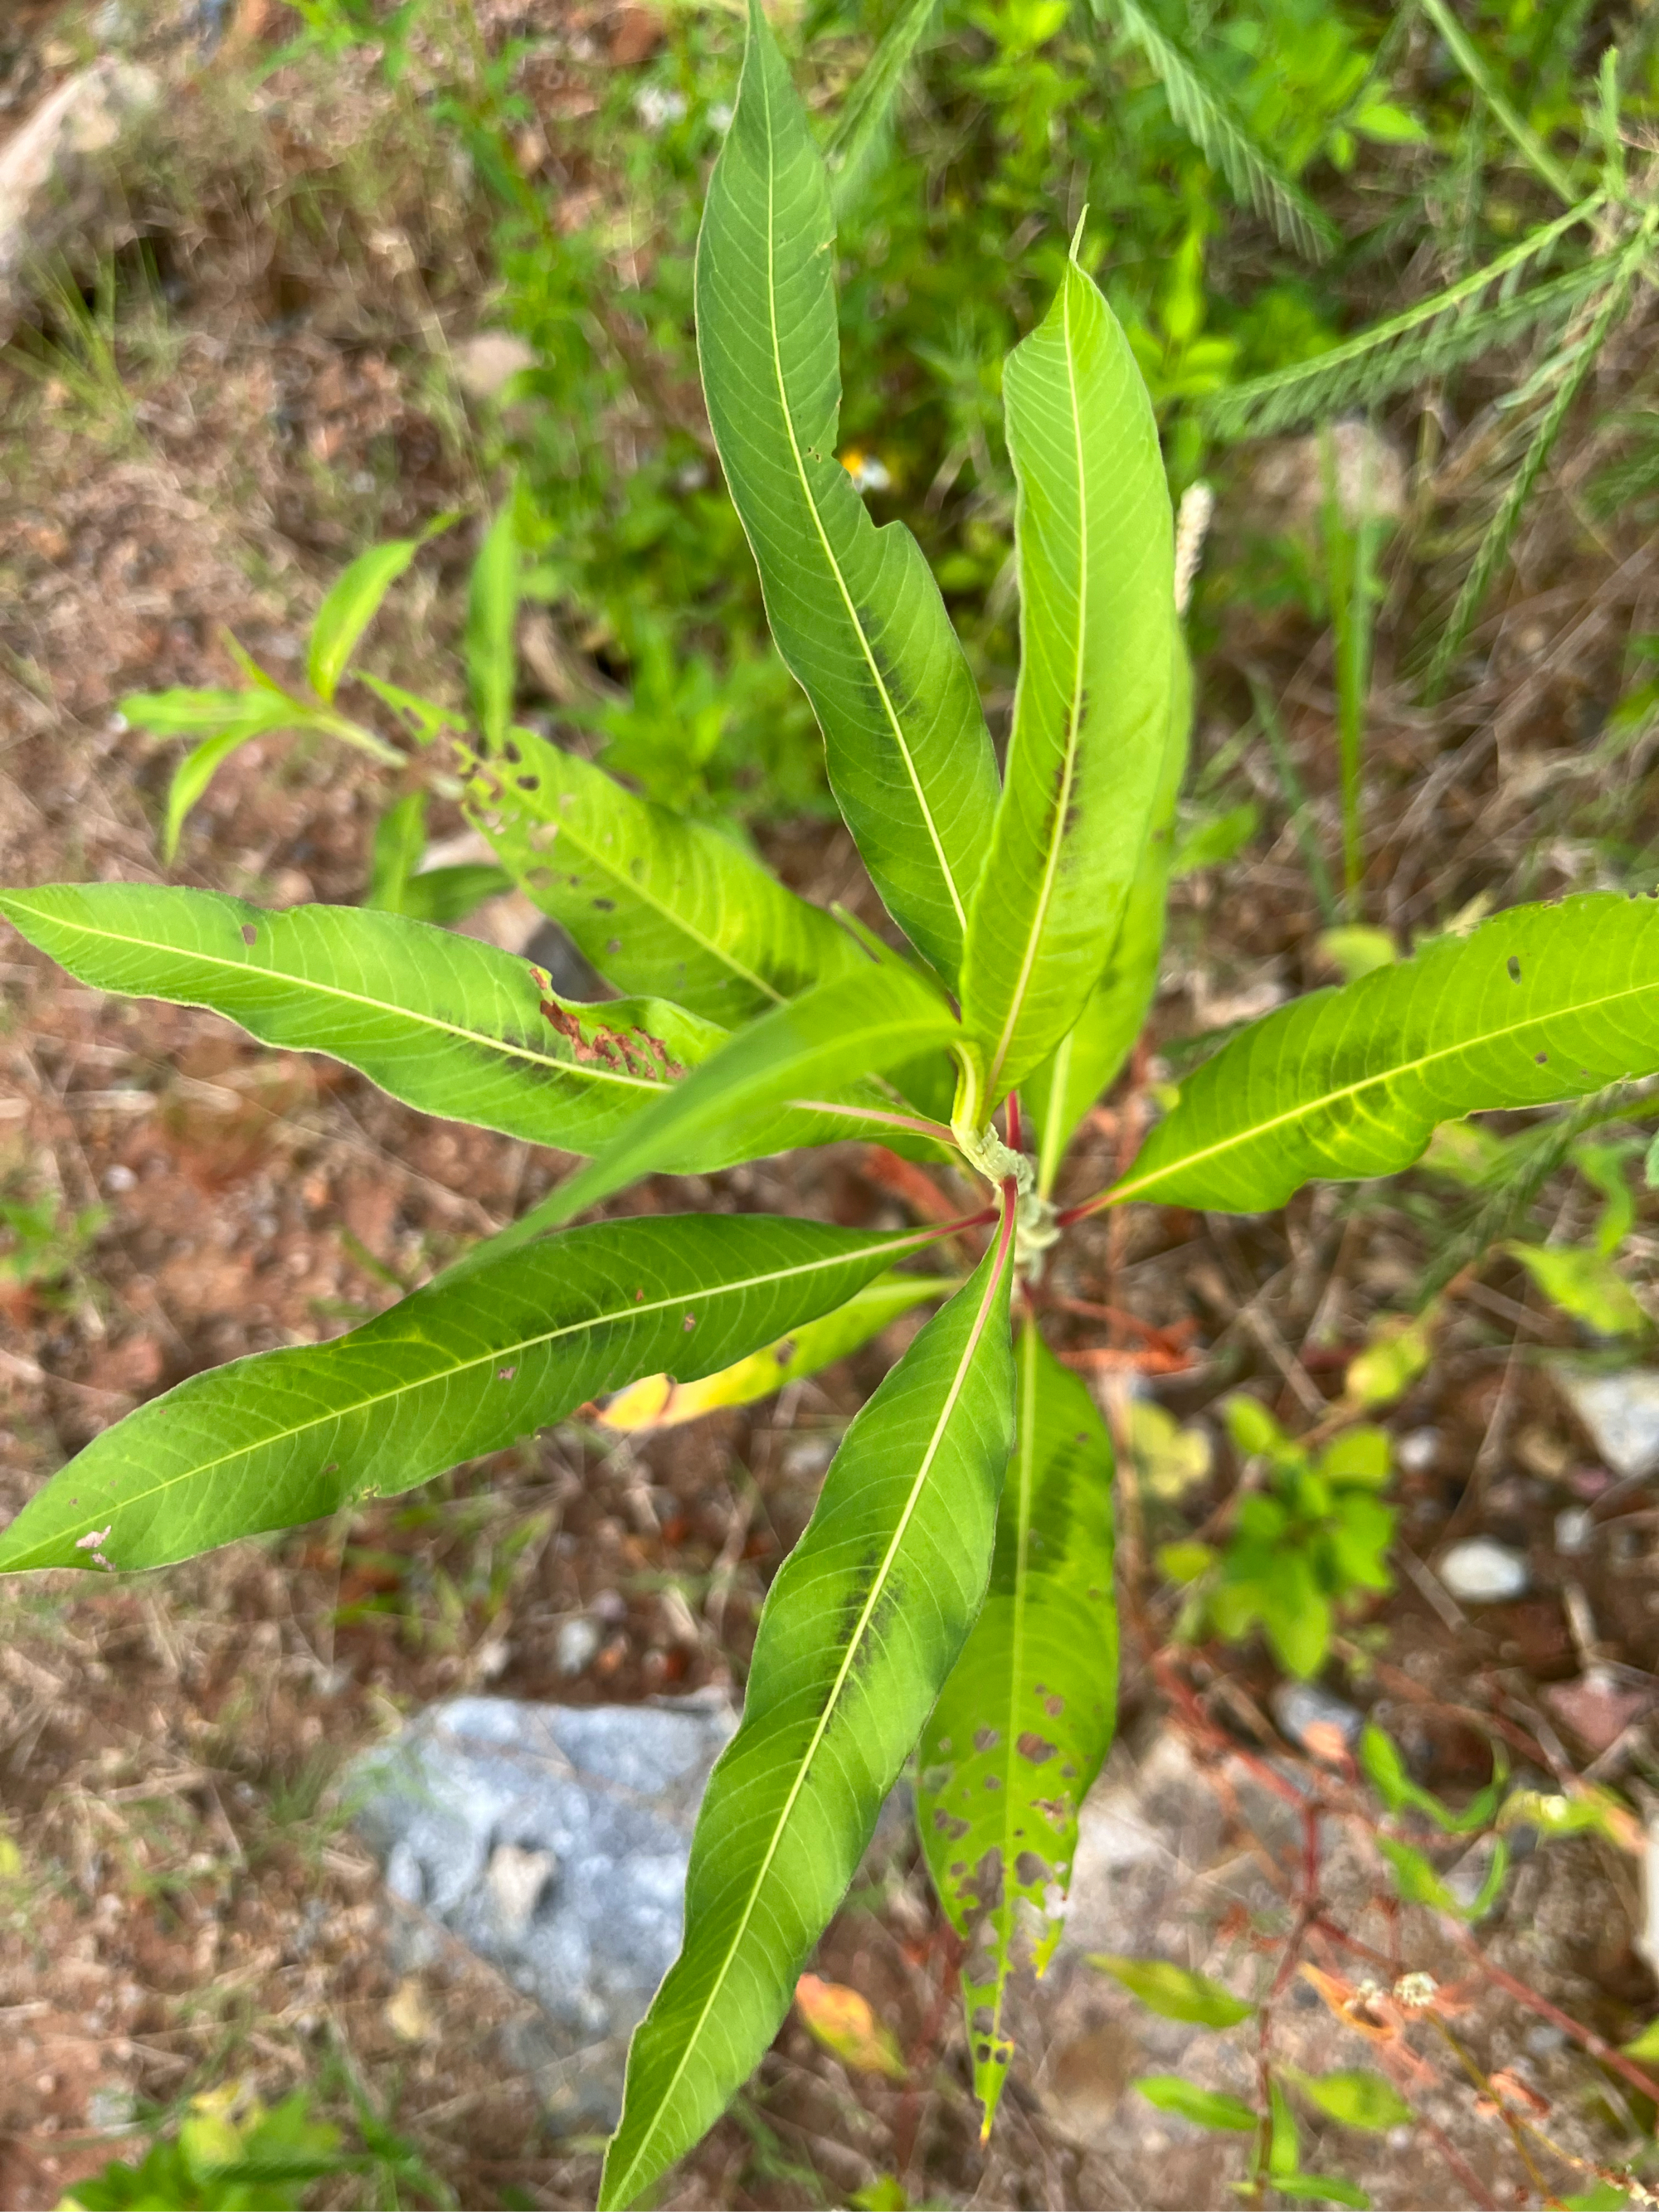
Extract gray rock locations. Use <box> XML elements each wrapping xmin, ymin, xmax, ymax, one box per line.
<box><xmin>0</xmin><ymin>60</ymin><xmax>161</xmax><ymax>344</ymax></box>
<box><xmin>1556</xmin><ymin>1367</ymin><xmax>1659</xmax><ymax>1480</ymax></box>
<box><xmin>353</xmin><ymin>1694</ymin><xmax>735</xmax><ymax>2131</ymax></box>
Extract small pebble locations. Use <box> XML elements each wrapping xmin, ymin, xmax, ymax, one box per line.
<box><xmin>1555</xmin><ymin>1369</ymin><xmax>1659</xmax><ymax>1481</ymax></box>
<box><xmin>556</xmin><ymin>1616</ymin><xmax>601</xmax><ymax>1676</ymax></box>
<box><xmin>1272</xmin><ymin>1680</ymin><xmax>1362</xmax><ymax>1758</ymax></box>
<box><xmin>1554</xmin><ymin>1508</ymin><xmax>1593</xmax><ymax>1558</ymax></box>
<box><xmin>1438</xmin><ymin>1538</ymin><xmax>1530</xmax><ymax>1603</ymax></box>
<box><xmin>1397</xmin><ymin>1427</ymin><xmax>1439</xmax><ymax>1474</ymax></box>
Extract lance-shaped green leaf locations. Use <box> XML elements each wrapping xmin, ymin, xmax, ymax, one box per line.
<box><xmin>1097</xmin><ymin>0</ymin><xmax>1338</xmax><ymax>262</ymax></box>
<box><xmin>467</xmin><ymin>502</ymin><xmax>521</xmax><ymax>754</ymax></box>
<box><xmin>1102</xmin><ymin>892</ymin><xmax>1659</xmax><ymax>1215</ymax></box>
<box><xmin>960</xmin><ymin>240</ymin><xmax>1175</xmax><ymax>1109</ymax></box>
<box><xmin>917</xmin><ymin>1324</ymin><xmax>1117</xmax><ymax>2135</ymax></box>
<box><xmin>694</xmin><ymin>0</ymin><xmax>999</xmax><ymax>987</ymax></box>
<box><xmin>598</xmin><ymin>1270</ymin><xmax>951</xmax><ymax>1431</ymax></box>
<box><xmin>547</xmin><ymin>963</ymin><xmax>964</xmax><ymax>1222</ymax></box>
<box><xmin>0</xmin><ymin>1214</ymin><xmax>941</xmax><ymax>1576</ymax></box>
<box><xmin>0</xmin><ymin>882</ymin><xmax>888</xmax><ymax>1169</ymax></box>
<box><xmin>0</xmin><ymin>881</ymin><xmax>703</xmax><ymax>1154</ymax></box>
<box><xmin>307</xmin><ymin>516</ymin><xmax>455</xmax><ymax>705</ymax></box>
<box><xmin>600</xmin><ymin>1209</ymin><xmax>1018</xmax><ymax>2210</ymax></box>
<box><xmin>1028</xmin><ymin>634</ymin><xmax>1190</xmax><ymax>1193</ymax></box>
<box><xmin>463</xmin><ymin>727</ymin><xmax>865</xmax><ymax>1025</ymax></box>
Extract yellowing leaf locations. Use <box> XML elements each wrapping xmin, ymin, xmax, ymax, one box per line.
<box><xmin>1345</xmin><ymin>1311</ymin><xmax>1433</xmax><ymax>1409</ymax></box>
<box><xmin>795</xmin><ymin>1973</ymin><xmax>907</xmax><ymax>2080</ymax></box>
<box><xmin>384</xmin><ymin>1976</ymin><xmax>437</xmax><ymax>2043</ymax></box>
<box><xmin>598</xmin><ymin>1272</ymin><xmax>947</xmax><ymax>1431</ymax></box>
<box><xmin>1129</xmin><ymin>1399</ymin><xmax>1213</xmax><ymax>1499</ymax></box>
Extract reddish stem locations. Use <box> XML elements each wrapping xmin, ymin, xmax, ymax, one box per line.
<box><xmin>1054</xmin><ymin>1186</ymin><xmax>1117</xmax><ymax>1229</ymax></box>
<box><xmin>1452</xmin><ymin>1931</ymin><xmax>1659</xmax><ymax>2107</ymax></box>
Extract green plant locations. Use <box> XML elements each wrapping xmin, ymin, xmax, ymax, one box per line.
<box><xmin>12</xmin><ymin>9</ymin><xmax>1659</xmax><ymax>2204</ymax></box>
<box><xmin>61</xmin><ymin>2084</ymin><xmax>346</xmax><ymax>2212</ymax></box>
<box><xmin>1160</xmin><ymin>1400</ymin><xmax>1395</xmax><ymax>1678</ymax></box>
<box><xmin>0</xmin><ymin>1189</ymin><xmax>107</xmax><ymax>1307</ymax></box>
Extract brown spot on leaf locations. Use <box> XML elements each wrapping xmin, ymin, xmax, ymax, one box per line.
<box><xmin>962</xmin><ymin>1849</ymin><xmax>1004</xmax><ymax>1913</ymax></box>
<box><xmin>973</xmin><ymin>1726</ymin><xmax>1000</xmax><ymax>1753</ymax></box>
<box><xmin>1014</xmin><ymin>1850</ymin><xmax>1048</xmax><ymax>1884</ymax></box>
<box><xmin>1017</xmin><ymin>1732</ymin><xmax>1056</xmax><ymax>1764</ymax></box>
<box><xmin>241</xmin><ymin>924</ymin><xmax>257</xmax><ymax>946</ymax></box>
<box><xmin>1044</xmin><ymin>1693</ymin><xmax>1065</xmax><ymax>1719</ymax></box>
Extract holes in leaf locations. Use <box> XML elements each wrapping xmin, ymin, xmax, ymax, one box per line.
<box><xmin>683</xmin><ymin>1312</ymin><xmax>697</xmax><ymax>1332</ymax></box>
<box><xmin>1507</xmin><ymin>956</ymin><xmax>1520</xmax><ymax>981</ymax></box>
<box><xmin>497</xmin><ymin>1366</ymin><xmax>518</xmax><ymax>1381</ymax></box>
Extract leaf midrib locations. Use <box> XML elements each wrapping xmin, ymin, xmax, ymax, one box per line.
<box><xmin>988</xmin><ymin>272</ymin><xmax>1089</xmax><ymax>1089</ymax></box>
<box><xmin>1114</xmin><ymin>961</ymin><xmax>1659</xmax><ymax>1200</ymax></box>
<box><xmin>532</xmin><ymin>794</ymin><xmax>787</xmax><ymax>1008</ymax></box>
<box><xmin>990</xmin><ymin>1322</ymin><xmax>1041</xmax><ymax>2062</ymax></box>
<box><xmin>755</xmin><ymin>55</ymin><xmax>967</xmax><ymax>940</ymax></box>
<box><xmin>6</xmin><ymin>897</ymin><xmax>667</xmax><ymax>1099</ymax></box>
<box><xmin>606</xmin><ymin>1205</ymin><xmax>1015</xmax><ymax>2205</ymax></box>
<box><xmin>6</xmin><ymin>1228</ymin><xmax>933</xmax><ymax>1559</ymax></box>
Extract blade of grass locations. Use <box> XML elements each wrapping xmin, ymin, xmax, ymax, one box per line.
<box><xmin>1321</xmin><ymin>430</ymin><xmax>1382</xmax><ymax>919</ymax></box>
<box><xmin>1248</xmin><ymin>676</ymin><xmax>1340</xmax><ymax>926</ymax></box>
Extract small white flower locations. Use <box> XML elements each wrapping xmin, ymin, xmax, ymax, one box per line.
<box><xmin>839</xmin><ymin>449</ymin><xmax>893</xmax><ymax>494</ymax></box>
<box><xmin>1173</xmin><ymin>480</ymin><xmax>1214</xmax><ymax>615</ymax></box>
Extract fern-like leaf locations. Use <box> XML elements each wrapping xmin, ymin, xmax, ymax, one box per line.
<box><xmin>1423</xmin><ymin>226</ymin><xmax>1650</xmax><ymax>698</ymax></box>
<box><xmin>1094</xmin><ymin>0</ymin><xmax>1339</xmax><ymax>264</ymax></box>
<box><xmin>1203</xmin><ymin>198</ymin><xmax>1602</xmax><ymax>440</ymax></box>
